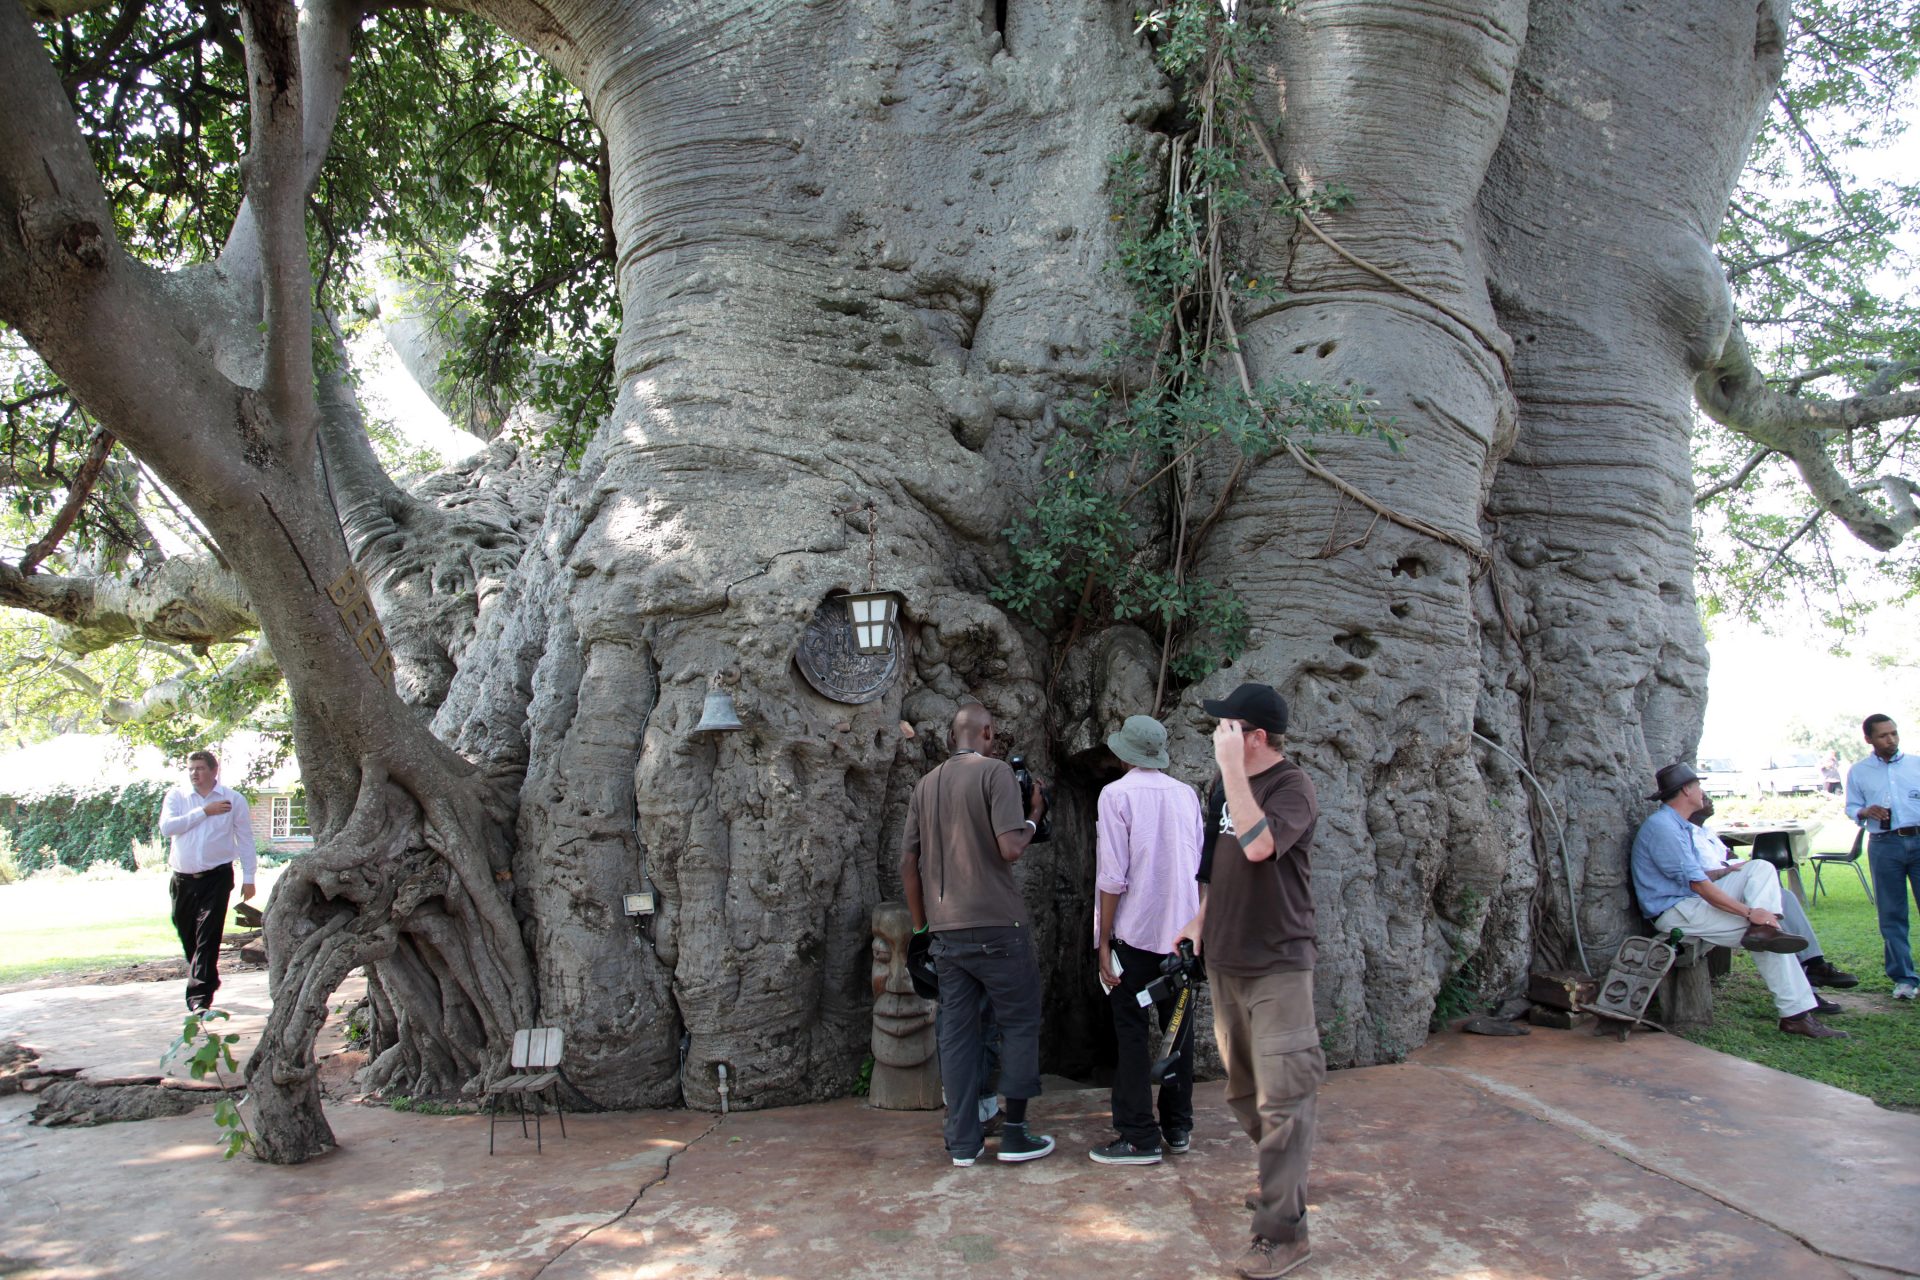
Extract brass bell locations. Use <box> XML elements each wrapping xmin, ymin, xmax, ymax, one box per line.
<box><xmin>694</xmin><ymin>687</ymin><xmax>743</xmax><ymax>733</ymax></box>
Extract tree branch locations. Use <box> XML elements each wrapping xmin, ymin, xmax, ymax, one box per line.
<box><xmin>0</xmin><ymin>555</ymin><xmax>255</xmax><ymax>653</ymax></box>
<box><xmin>234</xmin><ymin>0</ymin><xmax>318</xmax><ymax>454</ymax></box>
<box><xmin>1693</xmin><ymin>445</ymin><xmax>1775</xmax><ymax>507</ymax></box>
<box><xmin>18</xmin><ymin>425</ymin><xmax>115</xmax><ymax>573</ymax></box>
<box><xmin>102</xmin><ymin>635</ymin><xmax>280</xmax><ymax>726</ymax></box>
<box><xmin>0</xmin><ymin>2</ymin><xmax>254</xmax><ymax>503</ymax></box>
<box><xmin>1696</xmin><ymin>323</ymin><xmax>1920</xmax><ymax>550</ymax></box>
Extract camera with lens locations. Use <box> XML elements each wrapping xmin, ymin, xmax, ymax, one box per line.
<box><xmin>1007</xmin><ymin>755</ymin><xmax>1052</xmax><ymax>843</ymax></box>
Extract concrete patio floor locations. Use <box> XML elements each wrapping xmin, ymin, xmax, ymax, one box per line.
<box><xmin>1</xmin><ymin>974</ymin><xmax>1915</xmax><ymax>1279</ymax></box>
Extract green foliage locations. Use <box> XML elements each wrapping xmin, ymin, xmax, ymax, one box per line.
<box><xmin>995</xmin><ymin>3</ymin><xmax>1389</xmax><ymax>691</ymax></box>
<box><xmin>164</xmin><ymin>1009</ymin><xmax>254</xmax><ymax>1159</ymax></box>
<box><xmin>386</xmin><ymin>1094</ymin><xmax>473</xmax><ymax>1116</ymax></box>
<box><xmin>0</xmin><ymin>827</ymin><xmax>16</xmax><ymax>886</ymax></box>
<box><xmin>1696</xmin><ymin>0</ymin><xmax>1920</xmax><ymax>626</ymax></box>
<box><xmin>1429</xmin><ymin>889</ymin><xmax>1488</xmax><ymax>1030</ymax></box>
<box><xmin>339</xmin><ymin>13</ymin><xmax>617</xmax><ymax>459</ymax></box>
<box><xmin>9</xmin><ymin>2</ymin><xmax>615</xmax><ymax>541</ymax></box>
<box><xmin>0</xmin><ymin>781</ymin><xmax>168</xmax><ymax>874</ymax></box>
<box><xmin>853</xmin><ymin>1054</ymin><xmax>873</xmax><ymax>1098</ymax></box>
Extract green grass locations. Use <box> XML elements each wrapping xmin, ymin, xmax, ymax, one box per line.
<box><xmin>1677</xmin><ymin>817</ymin><xmax>1920</xmax><ymax>1112</ymax></box>
<box><xmin>0</xmin><ymin>868</ymin><xmax>282</xmax><ymax>986</ymax></box>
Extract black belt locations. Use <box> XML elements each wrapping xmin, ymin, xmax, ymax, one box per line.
<box><xmin>171</xmin><ymin>865</ymin><xmax>231</xmax><ymax>879</ymax></box>
<box><xmin>1872</xmin><ymin>826</ymin><xmax>1920</xmax><ymax>837</ymax></box>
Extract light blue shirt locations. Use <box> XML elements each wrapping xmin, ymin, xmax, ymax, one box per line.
<box><xmin>1844</xmin><ymin>750</ymin><xmax>1920</xmax><ymax>831</ymax></box>
<box><xmin>1630</xmin><ymin>804</ymin><xmax>1708</xmax><ymax>920</ymax></box>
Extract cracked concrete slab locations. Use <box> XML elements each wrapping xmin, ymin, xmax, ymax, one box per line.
<box><xmin>0</xmin><ymin>980</ymin><xmax>1914</xmax><ymax>1280</ymax></box>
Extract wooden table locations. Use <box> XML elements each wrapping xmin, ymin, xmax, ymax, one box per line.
<box><xmin>1714</xmin><ymin>823</ymin><xmax>1812</xmax><ymax>906</ymax></box>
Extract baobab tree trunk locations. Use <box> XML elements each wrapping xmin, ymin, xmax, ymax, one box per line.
<box><xmin>418</xmin><ymin>0</ymin><xmax>1795</xmax><ymax>1106</ymax></box>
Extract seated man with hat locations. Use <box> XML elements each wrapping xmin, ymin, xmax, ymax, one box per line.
<box><xmin>1630</xmin><ymin>762</ymin><xmax>1847</xmax><ymax>1040</ymax></box>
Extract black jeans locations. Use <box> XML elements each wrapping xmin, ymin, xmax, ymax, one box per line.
<box><xmin>932</xmin><ymin>925</ymin><xmax>1043</xmax><ymax>1157</ymax></box>
<box><xmin>1108</xmin><ymin>939</ymin><xmax>1195</xmax><ymax>1146</ymax></box>
<box><xmin>169</xmin><ymin>863</ymin><xmax>233</xmax><ymax>1011</ymax></box>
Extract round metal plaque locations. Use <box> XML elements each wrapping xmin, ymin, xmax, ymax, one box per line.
<box><xmin>796</xmin><ymin>596</ymin><xmax>901</xmax><ymax>705</ymax></box>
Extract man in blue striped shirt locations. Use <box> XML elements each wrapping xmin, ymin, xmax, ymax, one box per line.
<box><xmin>1843</xmin><ymin>715</ymin><xmax>1920</xmax><ymax>1000</ymax></box>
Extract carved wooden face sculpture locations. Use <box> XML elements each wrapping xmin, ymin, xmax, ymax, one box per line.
<box><xmin>870</xmin><ymin>902</ymin><xmax>936</xmax><ymax>1069</ymax></box>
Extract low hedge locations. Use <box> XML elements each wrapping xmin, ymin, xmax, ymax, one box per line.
<box><xmin>0</xmin><ymin>782</ymin><xmax>170</xmax><ymax>873</ymax></box>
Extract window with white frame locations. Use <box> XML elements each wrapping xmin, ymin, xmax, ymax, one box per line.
<box><xmin>270</xmin><ymin>792</ymin><xmax>311</xmax><ymax>841</ymax></box>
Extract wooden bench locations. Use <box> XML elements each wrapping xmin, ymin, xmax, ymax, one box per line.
<box><xmin>1650</xmin><ymin>936</ymin><xmax>1729</xmax><ymax>1031</ymax></box>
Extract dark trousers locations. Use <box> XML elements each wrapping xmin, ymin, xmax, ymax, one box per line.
<box><xmin>932</xmin><ymin>926</ymin><xmax>1043</xmax><ymax>1158</ymax></box>
<box><xmin>1108</xmin><ymin>939</ymin><xmax>1195</xmax><ymax>1146</ymax></box>
<box><xmin>169</xmin><ymin>864</ymin><xmax>233</xmax><ymax>1011</ymax></box>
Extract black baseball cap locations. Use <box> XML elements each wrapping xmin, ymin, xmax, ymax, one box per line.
<box><xmin>1202</xmin><ymin>682</ymin><xmax>1289</xmax><ymax>736</ymax></box>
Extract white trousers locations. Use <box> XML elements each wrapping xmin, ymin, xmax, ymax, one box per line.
<box><xmin>1653</xmin><ymin>861</ymin><xmax>1816</xmax><ymax>1019</ymax></box>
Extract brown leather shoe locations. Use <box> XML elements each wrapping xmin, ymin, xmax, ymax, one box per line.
<box><xmin>1779</xmin><ymin>1011</ymin><xmax>1849</xmax><ymax>1039</ymax></box>
<box><xmin>1740</xmin><ymin>924</ymin><xmax>1810</xmax><ymax>954</ymax></box>
<box><xmin>1234</xmin><ymin>1234</ymin><xmax>1311</xmax><ymax>1279</ymax></box>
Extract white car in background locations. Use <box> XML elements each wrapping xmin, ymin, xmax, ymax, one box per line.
<box><xmin>1757</xmin><ymin>750</ymin><xmax>1825</xmax><ymax>794</ymax></box>
<box><xmin>1698</xmin><ymin>757</ymin><xmax>1755</xmax><ymax>797</ymax></box>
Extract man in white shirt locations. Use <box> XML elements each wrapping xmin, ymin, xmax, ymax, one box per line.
<box><xmin>1688</xmin><ymin>798</ymin><xmax>1856</xmax><ymax>997</ymax></box>
<box><xmin>157</xmin><ymin>750</ymin><xmax>256</xmax><ymax>1012</ymax></box>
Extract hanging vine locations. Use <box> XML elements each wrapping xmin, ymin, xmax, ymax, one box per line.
<box><xmin>992</xmin><ymin>1</ymin><xmax>1399</xmax><ymax>709</ymax></box>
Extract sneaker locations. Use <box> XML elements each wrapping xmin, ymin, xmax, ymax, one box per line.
<box><xmin>1162</xmin><ymin>1128</ymin><xmax>1191</xmax><ymax>1154</ymax></box>
<box><xmin>1894</xmin><ymin>981</ymin><xmax>1919</xmax><ymax>1000</ymax></box>
<box><xmin>1802</xmin><ymin>957</ymin><xmax>1859</xmax><ymax>989</ymax></box>
<box><xmin>1089</xmin><ymin>1138</ymin><xmax>1161</xmax><ymax>1165</ymax></box>
<box><xmin>980</xmin><ymin>1108</ymin><xmax>1005</xmax><ymax>1138</ymax></box>
<box><xmin>951</xmin><ymin>1144</ymin><xmax>985</xmax><ymax>1166</ymax></box>
<box><xmin>1233</xmin><ymin>1234</ymin><xmax>1312</xmax><ymax>1279</ymax></box>
<box><xmin>996</xmin><ymin>1123</ymin><xmax>1055</xmax><ymax>1162</ymax></box>
<box><xmin>1778</xmin><ymin>1011</ymin><xmax>1849</xmax><ymax>1039</ymax></box>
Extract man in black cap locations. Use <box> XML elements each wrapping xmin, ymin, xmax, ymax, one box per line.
<box><xmin>1178</xmin><ymin>682</ymin><xmax>1322</xmax><ymax>1280</ymax></box>
<box><xmin>1630</xmin><ymin>762</ymin><xmax>1845</xmax><ymax>1040</ymax></box>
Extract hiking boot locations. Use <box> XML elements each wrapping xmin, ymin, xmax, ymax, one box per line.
<box><xmin>951</xmin><ymin>1144</ymin><xmax>985</xmax><ymax>1167</ymax></box>
<box><xmin>1778</xmin><ymin>1011</ymin><xmax>1849</xmax><ymax>1040</ymax></box>
<box><xmin>1162</xmin><ymin>1127</ymin><xmax>1191</xmax><ymax>1154</ymax></box>
<box><xmin>1802</xmin><ymin>957</ymin><xmax>1859</xmax><ymax>989</ymax></box>
<box><xmin>1233</xmin><ymin>1234</ymin><xmax>1311</xmax><ymax>1279</ymax></box>
<box><xmin>1894</xmin><ymin>980</ymin><xmax>1918</xmax><ymax>1000</ymax></box>
<box><xmin>996</xmin><ymin>1123</ymin><xmax>1055</xmax><ymax>1162</ymax></box>
<box><xmin>1739</xmin><ymin>924</ymin><xmax>1810</xmax><ymax>954</ymax></box>
<box><xmin>1089</xmin><ymin>1138</ymin><xmax>1162</xmax><ymax>1166</ymax></box>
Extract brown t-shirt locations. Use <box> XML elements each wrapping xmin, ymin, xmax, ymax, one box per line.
<box><xmin>902</xmin><ymin>751</ymin><xmax>1030</xmax><ymax>931</ymax></box>
<box><xmin>1200</xmin><ymin>758</ymin><xmax>1318</xmax><ymax>976</ymax></box>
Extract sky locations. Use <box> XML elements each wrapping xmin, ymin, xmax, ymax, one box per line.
<box><xmin>1701</xmin><ymin>609</ymin><xmax>1920</xmax><ymax>764</ymax></box>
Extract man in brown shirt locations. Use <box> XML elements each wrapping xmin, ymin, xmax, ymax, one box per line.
<box><xmin>1181</xmin><ymin>682</ymin><xmax>1322</xmax><ymax>1280</ymax></box>
<box><xmin>901</xmin><ymin>702</ymin><xmax>1053</xmax><ymax>1165</ymax></box>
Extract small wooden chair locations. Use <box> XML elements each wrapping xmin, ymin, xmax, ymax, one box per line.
<box><xmin>486</xmin><ymin>1028</ymin><xmax>566</xmax><ymax>1154</ymax></box>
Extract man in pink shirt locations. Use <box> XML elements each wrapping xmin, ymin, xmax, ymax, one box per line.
<box><xmin>1090</xmin><ymin>714</ymin><xmax>1203</xmax><ymax>1166</ymax></box>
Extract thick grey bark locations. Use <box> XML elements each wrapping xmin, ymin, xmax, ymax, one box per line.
<box><xmin>1478</xmin><ymin>0</ymin><xmax>1786</xmax><ymax>978</ymax></box>
<box><xmin>417</xmin><ymin>0</ymin><xmax>1789</xmax><ymax>1102</ymax></box>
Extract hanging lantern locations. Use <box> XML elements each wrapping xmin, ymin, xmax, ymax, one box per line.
<box><xmin>843</xmin><ymin>589</ymin><xmax>900</xmax><ymax>655</ymax></box>
<box><xmin>839</xmin><ymin>499</ymin><xmax>903</xmax><ymax>657</ymax></box>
